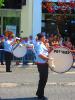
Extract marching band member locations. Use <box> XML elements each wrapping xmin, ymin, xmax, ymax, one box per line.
<box><xmin>4</xmin><ymin>34</ymin><xmax>14</xmax><ymax>72</ymax></box>
<box><xmin>35</xmin><ymin>33</ymin><xmax>49</xmax><ymax>100</ymax></box>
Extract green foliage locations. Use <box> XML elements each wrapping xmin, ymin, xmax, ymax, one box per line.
<box><xmin>0</xmin><ymin>0</ymin><xmax>4</xmax><ymax>8</ymax></box>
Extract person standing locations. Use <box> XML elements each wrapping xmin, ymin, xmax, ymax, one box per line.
<box><xmin>0</xmin><ymin>35</ymin><xmax>4</xmax><ymax>65</ymax></box>
<box><xmin>4</xmin><ymin>35</ymin><xmax>14</xmax><ymax>72</ymax></box>
<box><xmin>34</xmin><ymin>33</ymin><xmax>49</xmax><ymax>100</ymax></box>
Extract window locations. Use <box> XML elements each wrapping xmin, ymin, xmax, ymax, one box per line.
<box><xmin>2</xmin><ymin>0</ymin><xmax>26</xmax><ymax>9</ymax></box>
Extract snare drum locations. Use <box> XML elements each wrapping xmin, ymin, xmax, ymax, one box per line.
<box><xmin>48</xmin><ymin>46</ymin><xmax>73</xmax><ymax>73</ymax></box>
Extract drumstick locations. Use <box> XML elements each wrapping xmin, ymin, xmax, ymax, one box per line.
<box><xmin>48</xmin><ymin>57</ymin><xmax>55</xmax><ymax>70</ymax></box>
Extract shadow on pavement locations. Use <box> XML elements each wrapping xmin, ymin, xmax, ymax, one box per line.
<box><xmin>1</xmin><ymin>97</ymin><xmax>38</xmax><ymax>100</ymax></box>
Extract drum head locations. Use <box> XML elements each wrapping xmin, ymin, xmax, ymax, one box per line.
<box><xmin>13</xmin><ymin>44</ymin><xmax>27</xmax><ymax>58</ymax></box>
<box><xmin>48</xmin><ymin>46</ymin><xmax>73</xmax><ymax>73</ymax></box>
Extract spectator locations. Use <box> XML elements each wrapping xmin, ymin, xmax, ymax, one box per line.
<box><xmin>0</xmin><ymin>35</ymin><xmax>4</xmax><ymax>65</ymax></box>
<box><xmin>64</xmin><ymin>37</ymin><xmax>73</xmax><ymax>49</ymax></box>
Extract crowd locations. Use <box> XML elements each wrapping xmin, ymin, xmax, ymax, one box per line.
<box><xmin>0</xmin><ymin>33</ymin><xmax>75</xmax><ymax>67</ymax></box>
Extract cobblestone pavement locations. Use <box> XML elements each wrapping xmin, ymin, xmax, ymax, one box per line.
<box><xmin>0</xmin><ymin>63</ymin><xmax>75</xmax><ymax>100</ymax></box>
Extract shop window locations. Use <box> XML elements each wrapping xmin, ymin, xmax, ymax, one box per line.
<box><xmin>3</xmin><ymin>17</ymin><xmax>20</xmax><ymax>37</ymax></box>
<box><xmin>0</xmin><ymin>18</ymin><xmax>1</xmax><ymax>35</ymax></box>
<box><xmin>2</xmin><ymin>0</ymin><xmax>26</xmax><ymax>9</ymax></box>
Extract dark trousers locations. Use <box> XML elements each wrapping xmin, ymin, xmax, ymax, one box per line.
<box><xmin>36</xmin><ymin>63</ymin><xmax>48</xmax><ymax>97</ymax></box>
<box><xmin>4</xmin><ymin>51</ymin><xmax>13</xmax><ymax>72</ymax></box>
<box><xmin>0</xmin><ymin>50</ymin><xmax>4</xmax><ymax>64</ymax></box>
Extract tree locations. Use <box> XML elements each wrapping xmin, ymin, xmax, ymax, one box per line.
<box><xmin>0</xmin><ymin>0</ymin><xmax>4</xmax><ymax>8</ymax></box>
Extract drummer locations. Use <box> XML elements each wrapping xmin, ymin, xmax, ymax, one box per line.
<box><xmin>34</xmin><ymin>33</ymin><xmax>49</xmax><ymax>100</ymax></box>
<box><xmin>4</xmin><ymin>34</ymin><xmax>14</xmax><ymax>72</ymax></box>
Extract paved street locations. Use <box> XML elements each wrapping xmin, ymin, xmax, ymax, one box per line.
<box><xmin>0</xmin><ymin>63</ymin><xmax>75</xmax><ymax>100</ymax></box>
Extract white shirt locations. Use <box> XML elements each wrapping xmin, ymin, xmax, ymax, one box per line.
<box><xmin>35</xmin><ymin>41</ymin><xmax>48</xmax><ymax>63</ymax></box>
<box><xmin>4</xmin><ymin>40</ymin><xmax>13</xmax><ymax>53</ymax></box>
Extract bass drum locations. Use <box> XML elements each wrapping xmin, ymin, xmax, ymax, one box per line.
<box><xmin>12</xmin><ymin>43</ymin><xmax>27</xmax><ymax>58</ymax></box>
<box><xmin>48</xmin><ymin>46</ymin><xmax>73</xmax><ymax>73</ymax></box>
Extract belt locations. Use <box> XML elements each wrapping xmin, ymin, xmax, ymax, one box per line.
<box><xmin>36</xmin><ymin>62</ymin><xmax>48</xmax><ymax>65</ymax></box>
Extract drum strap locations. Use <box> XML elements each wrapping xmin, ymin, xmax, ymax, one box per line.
<box><xmin>12</xmin><ymin>44</ymin><xmax>19</xmax><ymax>51</ymax></box>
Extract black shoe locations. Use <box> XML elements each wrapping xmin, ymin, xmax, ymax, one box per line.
<box><xmin>6</xmin><ymin>71</ymin><xmax>12</xmax><ymax>72</ymax></box>
<box><xmin>37</xmin><ymin>96</ymin><xmax>47</xmax><ymax>100</ymax></box>
<box><xmin>1</xmin><ymin>63</ymin><xmax>4</xmax><ymax>65</ymax></box>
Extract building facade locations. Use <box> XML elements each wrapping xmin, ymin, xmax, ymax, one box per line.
<box><xmin>0</xmin><ymin>0</ymin><xmax>75</xmax><ymax>43</ymax></box>
<box><xmin>0</xmin><ymin>0</ymin><xmax>42</xmax><ymax>38</ymax></box>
